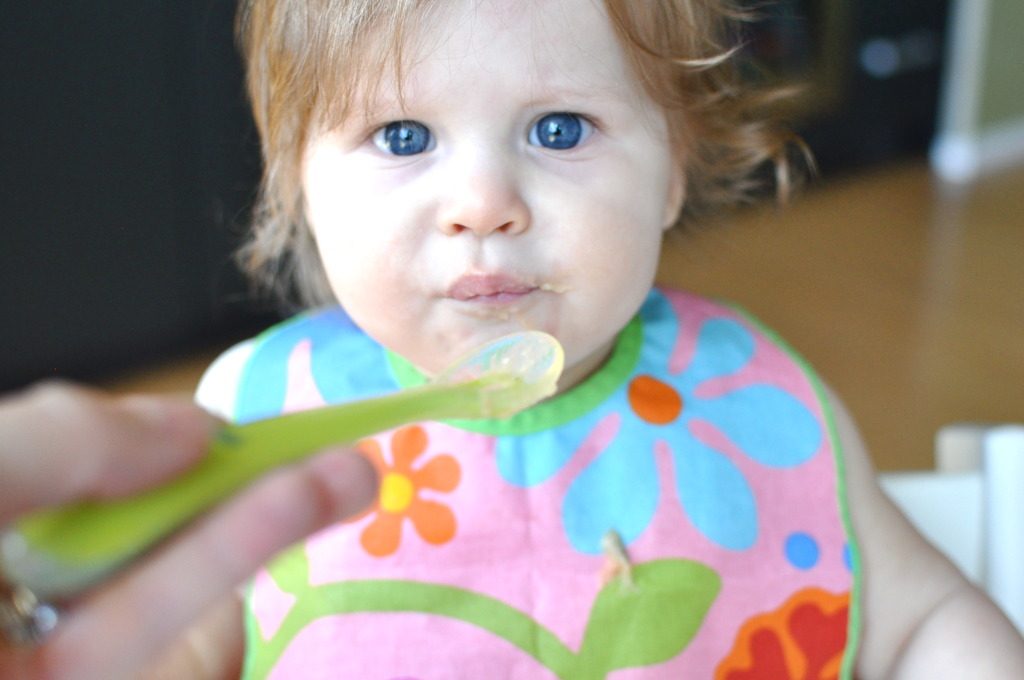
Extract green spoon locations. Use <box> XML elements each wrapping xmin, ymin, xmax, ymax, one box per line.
<box><xmin>1</xmin><ymin>331</ymin><xmax>564</xmax><ymax>599</ymax></box>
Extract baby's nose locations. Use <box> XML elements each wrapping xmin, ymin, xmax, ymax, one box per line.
<box><xmin>436</xmin><ymin>151</ymin><xmax>531</xmax><ymax>237</ymax></box>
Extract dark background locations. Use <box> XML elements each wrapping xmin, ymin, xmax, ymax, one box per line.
<box><xmin>0</xmin><ymin>0</ymin><xmax>950</xmax><ymax>390</ymax></box>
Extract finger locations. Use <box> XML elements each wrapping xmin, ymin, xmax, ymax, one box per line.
<box><xmin>0</xmin><ymin>382</ymin><xmax>219</xmax><ymax>519</ymax></box>
<box><xmin>138</xmin><ymin>595</ymin><xmax>245</xmax><ymax>680</ymax></box>
<box><xmin>39</xmin><ymin>447</ymin><xmax>377</xmax><ymax>680</ymax></box>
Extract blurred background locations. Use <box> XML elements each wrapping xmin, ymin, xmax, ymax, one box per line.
<box><xmin>1</xmin><ymin>0</ymin><xmax>1022</xmax><ymax>470</ymax></box>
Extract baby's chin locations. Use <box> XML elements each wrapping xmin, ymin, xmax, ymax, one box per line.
<box><xmin>401</xmin><ymin>331</ymin><xmax>528</xmax><ymax>379</ymax></box>
<box><xmin>391</xmin><ymin>331</ymin><xmax>611</xmax><ymax>405</ymax></box>
<box><xmin>553</xmin><ymin>338</ymin><xmax>618</xmax><ymax>394</ymax></box>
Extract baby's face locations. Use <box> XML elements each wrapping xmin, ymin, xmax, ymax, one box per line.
<box><xmin>302</xmin><ymin>0</ymin><xmax>684</xmax><ymax>390</ymax></box>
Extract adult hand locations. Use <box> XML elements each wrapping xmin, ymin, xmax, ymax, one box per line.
<box><xmin>0</xmin><ymin>381</ymin><xmax>377</xmax><ymax>680</ymax></box>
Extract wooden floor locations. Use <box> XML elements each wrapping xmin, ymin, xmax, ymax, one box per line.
<box><xmin>97</xmin><ymin>159</ymin><xmax>1024</xmax><ymax>471</ymax></box>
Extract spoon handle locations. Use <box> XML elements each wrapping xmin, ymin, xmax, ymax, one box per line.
<box><xmin>2</xmin><ymin>380</ymin><xmax>485</xmax><ymax>598</ymax></box>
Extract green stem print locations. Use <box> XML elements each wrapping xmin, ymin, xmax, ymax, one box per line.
<box><xmin>245</xmin><ymin>552</ymin><xmax>720</xmax><ymax>680</ymax></box>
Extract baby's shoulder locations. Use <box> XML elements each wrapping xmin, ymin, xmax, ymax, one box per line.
<box><xmin>195</xmin><ymin>338</ymin><xmax>257</xmax><ymax>420</ymax></box>
<box><xmin>194</xmin><ymin>307</ymin><xmax>385</xmax><ymax>422</ymax></box>
<box><xmin>193</xmin><ymin>310</ymin><xmax>338</xmax><ymax>418</ymax></box>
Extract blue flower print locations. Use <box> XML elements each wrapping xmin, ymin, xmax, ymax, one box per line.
<box><xmin>496</xmin><ymin>293</ymin><xmax>823</xmax><ymax>555</ymax></box>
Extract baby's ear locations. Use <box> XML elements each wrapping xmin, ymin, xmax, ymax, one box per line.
<box><xmin>662</xmin><ymin>162</ymin><xmax>686</xmax><ymax>230</ymax></box>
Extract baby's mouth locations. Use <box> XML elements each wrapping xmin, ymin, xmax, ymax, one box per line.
<box><xmin>446</xmin><ymin>273</ymin><xmax>538</xmax><ymax>303</ymax></box>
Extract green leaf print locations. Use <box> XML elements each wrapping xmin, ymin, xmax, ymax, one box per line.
<box><xmin>246</xmin><ymin>558</ymin><xmax>720</xmax><ymax>680</ymax></box>
<box><xmin>576</xmin><ymin>559</ymin><xmax>721</xmax><ymax>676</ymax></box>
<box><xmin>265</xmin><ymin>543</ymin><xmax>310</xmax><ymax>595</ymax></box>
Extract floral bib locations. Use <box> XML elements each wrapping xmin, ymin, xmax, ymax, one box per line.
<box><xmin>228</xmin><ymin>288</ymin><xmax>860</xmax><ymax>679</ymax></box>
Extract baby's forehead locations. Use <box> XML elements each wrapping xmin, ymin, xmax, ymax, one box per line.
<box><xmin>336</xmin><ymin>0</ymin><xmax>637</xmax><ymax>110</ymax></box>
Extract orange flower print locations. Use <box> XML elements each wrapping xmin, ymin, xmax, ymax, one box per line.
<box><xmin>356</xmin><ymin>425</ymin><xmax>461</xmax><ymax>557</ymax></box>
<box><xmin>716</xmin><ymin>589</ymin><xmax>850</xmax><ymax>680</ymax></box>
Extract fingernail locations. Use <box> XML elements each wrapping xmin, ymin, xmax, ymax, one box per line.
<box><xmin>121</xmin><ymin>395</ymin><xmax>220</xmax><ymax>441</ymax></box>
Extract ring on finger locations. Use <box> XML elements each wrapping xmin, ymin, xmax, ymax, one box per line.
<box><xmin>0</xmin><ymin>583</ymin><xmax>59</xmax><ymax>647</ymax></box>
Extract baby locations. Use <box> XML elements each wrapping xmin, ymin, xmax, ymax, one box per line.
<box><xmin>195</xmin><ymin>0</ymin><xmax>1024</xmax><ymax>678</ymax></box>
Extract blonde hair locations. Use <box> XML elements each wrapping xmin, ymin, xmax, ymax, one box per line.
<box><xmin>237</xmin><ymin>0</ymin><xmax>808</xmax><ymax>307</ymax></box>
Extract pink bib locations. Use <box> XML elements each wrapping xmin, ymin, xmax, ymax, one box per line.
<box><xmin>225</xmin><ymin>288</ymin><xmax>858</xmax><ymax>679</ymax></box>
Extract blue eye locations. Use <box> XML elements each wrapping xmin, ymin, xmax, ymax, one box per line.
<box><xmin>373</xmin><ymin>120</ymin><xmax>434</xmax><ymax>156</ymax></box>
<box><xmin>529</xmin><ymin>113</ymin><xmax>591</xmax><ymax>150</ymax></box>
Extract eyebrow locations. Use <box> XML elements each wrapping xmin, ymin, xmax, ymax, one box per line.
<box><xmin>523</xmin><ymin>72</ymin><xmax>636</xmax><ymax>107</ymax></box>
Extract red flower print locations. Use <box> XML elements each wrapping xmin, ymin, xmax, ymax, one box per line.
<box><xmin>716</xmin><ymin>589</ymin><xmax>851</xmax><ymax>680</ymax></box>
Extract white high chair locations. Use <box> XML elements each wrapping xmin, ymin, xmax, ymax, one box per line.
<box><xmin>879</xmin><ymin>424</ymin><xmax>1024</xmax><ymax>633</ymax></box>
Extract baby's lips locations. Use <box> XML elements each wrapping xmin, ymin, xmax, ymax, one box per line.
<box><xmin>447</xmin><ymin>272</ymin><xmax>535</xmax><ymax>301</ymax></box>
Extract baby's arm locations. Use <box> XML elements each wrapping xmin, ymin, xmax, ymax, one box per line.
<box><xmin>830</xmin><ymin>390</ymin><xmax>1024</xmax><ymax>678</ymax></box>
